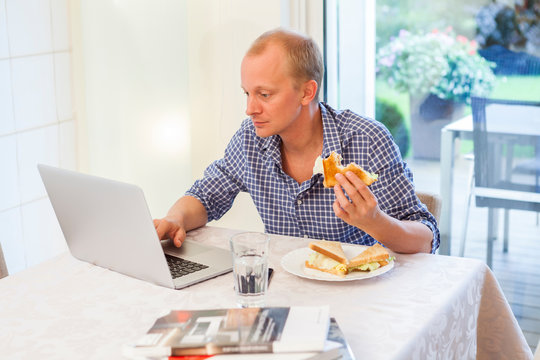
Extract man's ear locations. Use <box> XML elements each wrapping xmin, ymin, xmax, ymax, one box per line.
<box><xmin>301</xmin><ymin>80</ymin><xmax>318</xmax><ymax>105</ymax></box>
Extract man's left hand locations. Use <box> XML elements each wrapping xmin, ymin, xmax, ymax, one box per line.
<box><xmin>332</xmin><ymin>171</ymin><xmax>381</xmax><ymax>230</ymax></box>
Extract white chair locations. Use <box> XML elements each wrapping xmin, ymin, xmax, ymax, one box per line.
<box><xmin>465</xmin><ymin>97</ymin><xmax>540</xmax><ymax>268</ymax></box>
<box><xmin>459</xmin><ymin>153</ymin><xmax>512</xmax><ymax>257</ymax></box>
<box><xmin>459</xmin><ymin>153</ymin><xmax>475</xmax><ymax>257</ymax></box>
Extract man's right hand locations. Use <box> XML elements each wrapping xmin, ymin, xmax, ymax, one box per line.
<box><xmin>153</xmin><ymin>217</ymin><xmax>187</xmax><ymax>247</ymax></box>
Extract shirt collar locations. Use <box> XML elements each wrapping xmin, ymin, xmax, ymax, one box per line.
<box><xmin>320</xmin><ymin>102</ymin><xmax>342</xmax><ymax>158</ymax></box>
<box><xmin>256</xmin><ymin>132</ymin><xmax>282</xmax><ymax>165</ymax></box>
<box><xmin>255</xmin><ymin>102</ymin><xmax>342</xmax><ymax>164</ymax></box>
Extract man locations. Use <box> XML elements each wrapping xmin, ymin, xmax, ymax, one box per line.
<box><xmin>154</xmin><ymin>28</ymin><xmax>439</xmax><ymax>254</ymax></box>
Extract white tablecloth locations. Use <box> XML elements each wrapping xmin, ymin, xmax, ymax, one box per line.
<box><xmin>0</xmin><ymin>226</ymin><xmax>532</xmax><ymax>359</ymax></box>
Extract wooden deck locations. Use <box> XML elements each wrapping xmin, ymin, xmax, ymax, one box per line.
<box><xmin>408</xmin><ymin>156</ymin><xmax>540</xmax><ymax>354</ymax></box>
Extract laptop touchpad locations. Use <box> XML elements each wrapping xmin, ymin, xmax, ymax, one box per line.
<box><xmin>163</xmin><ymin>240</ymin><xmax>209</xmax><ymax>257</ymax></box>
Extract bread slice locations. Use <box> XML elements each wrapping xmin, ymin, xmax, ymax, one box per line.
<box><xmin>308</xmin><ymin>240</ymin><xmax>348</xmax><ymax>264</ymax></box>
<box><xmin>322</xmin><ymin>151</ymin><xmax>377</xmax><ymax>188</ymax></box>
<box><xmin>304</xmin><ymin>261</ymin><xmax>347</xmax><ymax>277</ymax></box>
<box><xmin>348</xmin><ymin>243</ymin><xmax>390</xmax><ymax>269</ymax></box>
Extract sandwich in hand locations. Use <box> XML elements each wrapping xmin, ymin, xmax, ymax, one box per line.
<box><xmin>313</xmin><ymin>151</ymin><xmax>378</xmax><ymax>188</ymax></box>
<box><xmin>305</xmin><ymin>240</ymin><xmax>348</xmax><ymax>277</ymax></box>
<box><xmin>347</xmin><ymin>243</ymin><xmax>394</xmax><ymax>272</ymax></box>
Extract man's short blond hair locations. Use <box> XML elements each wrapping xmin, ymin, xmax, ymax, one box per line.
<box><xmin>246</xmin><ymin>28</ymin><xmax>324</xmax><ymax>102</ymax></box>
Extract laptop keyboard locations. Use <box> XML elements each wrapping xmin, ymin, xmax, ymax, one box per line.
<box><xmin>165</xmin><ymin>255</ymin><xmax>209</xmax><ymax>279</ymax></box>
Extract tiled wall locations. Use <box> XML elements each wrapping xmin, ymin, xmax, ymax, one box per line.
<box><xmin>0</xmin><ymin>0</ymin><xmax>74</xmax><ymax>274</ymax></box>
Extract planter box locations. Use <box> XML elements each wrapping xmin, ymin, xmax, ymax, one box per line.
<box><xmin>410</xmin><ymin>94</ymin><xmax>465</xmax><ymax>160</ymax></box>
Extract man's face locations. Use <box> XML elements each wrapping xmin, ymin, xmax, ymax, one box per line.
<box><xmin>241</xmin><ymin>44</ymin><xmax>306</xmax><ymax>138</ymax></box>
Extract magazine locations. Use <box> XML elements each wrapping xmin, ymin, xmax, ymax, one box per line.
<box><xmin>123</xmin><ymin>306</ymin><xmax>331</xmax><ymax>358</ymax></box>
<box><xmin>166</xmin><ymin>318</ymin><xmax>356</xmax><ymax>360</ymax></box>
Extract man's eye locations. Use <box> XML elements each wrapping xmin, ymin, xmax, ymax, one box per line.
<box><xmin>260</xmin><ymin>93</ymin><xmax>270</xmax><ymax>98</ymax></box>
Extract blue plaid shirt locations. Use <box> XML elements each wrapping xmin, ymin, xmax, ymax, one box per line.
<box><xmin>186</xmin><ymin>103</ymin><xmax>440</xmax><ymax>253</ymax></box>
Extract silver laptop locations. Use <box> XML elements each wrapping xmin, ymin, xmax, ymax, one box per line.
<box><xmin>37</xmin><ymin>164</ymin><xmax>232</xmax><ymax>289</ymax></box>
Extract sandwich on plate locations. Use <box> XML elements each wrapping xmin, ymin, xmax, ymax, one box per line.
<box><xmin>347</xmin><ymin>243</ymin><xmax>394</xmax><ymax>272</ymax></box>
<box><xmin>313</xmin><ymin>151</ymin><xmax>378</xmax><ymax>188</ymax></box>
<box><xmin>305</xmin><ymin>240</ymin><xmax>348</xmax><ymax>277</ymax></box>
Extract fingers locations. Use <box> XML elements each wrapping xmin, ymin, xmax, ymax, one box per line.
<box><xmin>335</xmin><ymin>172</ymin><xmax>375</xmax><ymax>204</ymax></box>
<box><xmin>334</xmin><ymin>182</ymin><xmax>355</xmax><ymax>214</ymax></box>
<box><xmin>332</xmin><ymin>199</ymin><xmax>349</xmax><ymax>221</ymax></box>
<box><xmin>153</xmin><ymin>218</ymin><xmax>186</xmax><ymax>247</ymax></box>
<box><xmin>154</xmin><ymin>219</ymin><xmax>169</xmax><ymax>240</ymax></box>
<box><xmin>334</xmin><ymin>173</ymin><xmax>363</xmax><ymax>210</ymax></box>
<box><xmin>345</xmin><ymin>172</ymin><xmax>374</xmax><ymax>202</ymax></box>
<box><xmin>332</xmin><ymin>172</ymin><xmax>379</xmax><ymax>229</ymax></box>
<box><xmin>173</xmin><ymin>228</ymin><xmax>187</xmax><ymax>248</ymax></box>
<box><xmin>335</xmin><ymin>173</ymin><xmax>364</xmax><ymax>200</ymax></box>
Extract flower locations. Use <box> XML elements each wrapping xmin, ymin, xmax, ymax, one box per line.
<box><xmin>376</xmin><ymin>28</ymin><xmax>497</xmax><ymax>103</ymax></box>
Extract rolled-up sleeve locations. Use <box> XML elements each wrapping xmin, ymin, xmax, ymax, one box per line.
<box><xmin>185</xmin><ymin>128</ymin><xmax>248</xmax><ymax>222</ymax></box>
<box><xmin>365</xmin><ymin>125</ymin><xmax>440</xmax><ymax>253</ymax></box>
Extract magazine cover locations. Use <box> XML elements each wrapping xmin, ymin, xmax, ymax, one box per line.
<box><xmin>125</xmin><ymin>306</ymin><xmax>330</xmax><ymax>357</ymax></box>
<box><xmin>163</xmin><ymin>318</ymin><xmax>356</xmax><ymax>360</ymax></box>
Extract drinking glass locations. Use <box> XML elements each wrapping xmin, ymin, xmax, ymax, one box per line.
<box><xmin>229</xmin><ymin>232</ymin><xmax>269</xmax><ymax>308</ymax></box>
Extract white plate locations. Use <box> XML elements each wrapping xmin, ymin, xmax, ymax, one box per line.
<box><xmin>280</xmin><ymin>244</ymin><xmax>394</xmax><ymax>281</ymax></box>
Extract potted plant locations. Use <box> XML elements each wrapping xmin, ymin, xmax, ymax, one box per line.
<box><xmin>376</xmin><ymin>28</ymin><xmax>497</xmax><ymax>159</ymax></box>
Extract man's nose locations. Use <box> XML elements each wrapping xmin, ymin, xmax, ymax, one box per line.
<box><xmin>245</xmin><ymin>95</ymin><xmax>261</xmax><ymax>116</ymax></box>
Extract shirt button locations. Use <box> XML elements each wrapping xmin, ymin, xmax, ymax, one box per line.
<box><xmin>297</xmin><ymin>199</ymin><xmax>302</xmax><ymax>205</ymax></box>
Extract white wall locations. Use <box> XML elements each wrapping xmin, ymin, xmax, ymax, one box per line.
<box><xmin>72</xmin><ymin>0</ymin><xmax>284</xmax><ymax>233</ymax></box>
<box><xmin>74</xmin><ymin>0</ymin><xmax>324</xmax><ymax>232</ymax></box>
<box><xmin>0</xmin><ymin>0</ymin><xmax>324</xmax><ymax>274</ymax></box>
<box><xmin>74</xmin><ymin>0</ymin><xmax>192</xmax><ymax>217</ymax></box>
<box><xmin>0</xmin><ymin>0</ymin><xmax>74</xmax><ymax>274</ymax></box>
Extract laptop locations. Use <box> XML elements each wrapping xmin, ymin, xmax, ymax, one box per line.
<box><xmin>37</xmin><ymin>164</ymin><xmax>233</xmax><ymax>289</ymax></box>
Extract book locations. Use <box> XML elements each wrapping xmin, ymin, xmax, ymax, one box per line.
<box><xmin>326</xmin><ymin>318</ymin><xmax>355</xmax><ymax>360</ymax></box>
<box><xmin>123</xmin><ymin>306</ymin><xmax>331</xmax><ymax>358</ymax></box>
<box><xmin>165</xmin><ymin>318</ymin><xmax>355</xmax><ymax>360</ymax></box>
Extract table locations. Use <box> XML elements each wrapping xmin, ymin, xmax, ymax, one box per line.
<box><xmin>0</xmin><ymin>226</ymin><xmax>532</xmax><ymax>359</ymax></box>
<box><xmin>439</xmin><ymin>105</ymin><xmax>540</xmax><ymax>256</ymax></box>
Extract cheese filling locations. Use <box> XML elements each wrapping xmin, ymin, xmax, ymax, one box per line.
<box><xmin>307</xmin><ymin>253</ymin><xmax>347</xmax><ymax>272</ymax></box>
<box><xmin>349</xmin><ymin>262</ymin><xmax>381</xmax><ymax>272</ymax></box>
<box><xmin>312</xmin><ymin>156</ymin><xmax>324</xmax><ymax>175</ymax></box>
